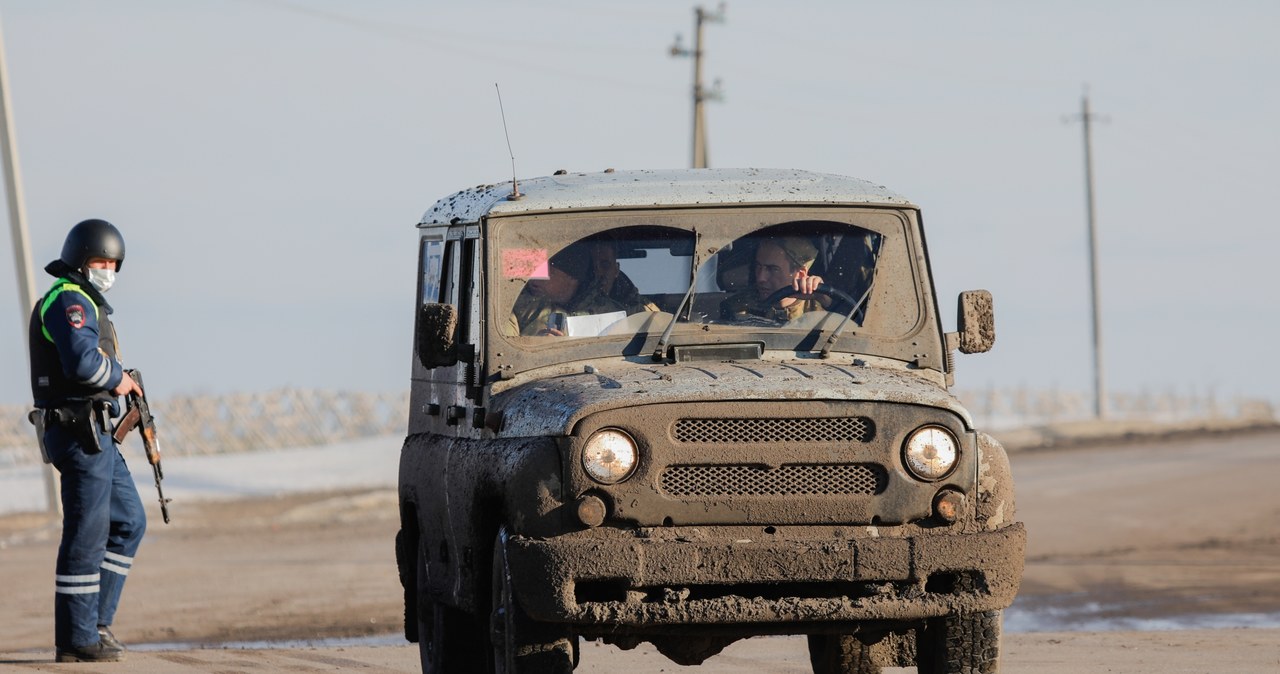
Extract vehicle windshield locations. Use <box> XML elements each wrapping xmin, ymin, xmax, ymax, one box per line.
<box><xmin>492</xmin><ymin>208</ymin><xmax>922</xmax><ymax>356</ymax></box>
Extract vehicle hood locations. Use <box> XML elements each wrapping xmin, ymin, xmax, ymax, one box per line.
<box><xmin>491</xmin><ymin>360</ymin><xmax>971</xmax><ymax>438</ymax></box>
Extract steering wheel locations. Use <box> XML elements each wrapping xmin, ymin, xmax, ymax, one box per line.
<box><xmin>762</xmin><ymin>282</ymin><xmax>857</xmax><ymax>315</ymax></box>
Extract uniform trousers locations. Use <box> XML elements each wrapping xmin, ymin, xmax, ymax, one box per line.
<box><xmin>46</xmin><ymin>422</ymin><xmax>146</xmax><ymax>649</ymax></box>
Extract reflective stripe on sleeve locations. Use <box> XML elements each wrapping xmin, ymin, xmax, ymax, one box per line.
<box><xmin>84</xmin><ymin>357</ymin><xmax>111</xmax><ymax>387</ymax></box>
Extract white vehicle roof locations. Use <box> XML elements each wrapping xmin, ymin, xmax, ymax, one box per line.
<box><xmin>420</xmin><ymin>168</ymin><xmax>914</xmax><ymax>226</ymax></box>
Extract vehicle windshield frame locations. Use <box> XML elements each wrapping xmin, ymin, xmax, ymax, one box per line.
<box><xmin>484</xmin><ymin>205</ymin><xmax>938</xmax><ymax>376</ymax></box>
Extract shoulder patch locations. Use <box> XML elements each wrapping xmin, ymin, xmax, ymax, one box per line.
<box><xmin>66</xmin><ymin>304</ymin><xmax>86</xmax><ymax>329</ymax></box>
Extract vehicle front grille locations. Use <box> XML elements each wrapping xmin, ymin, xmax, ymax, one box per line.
<box><xmin>673</xmin><ymin>417</ymin><xmax>874</xmax><ymax>444</ymax></box>
<box><xmin>660</xmin><ymin>463</ymin><xmax>887</xmax><ymax>498</ymax></box>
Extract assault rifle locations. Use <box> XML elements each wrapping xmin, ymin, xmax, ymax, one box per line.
<box><xmin>112</xmin><ymin>369</ymin><xmax>172</xmax><ymax>524</ymax></box>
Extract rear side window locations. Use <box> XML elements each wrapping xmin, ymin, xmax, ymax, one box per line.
<box><xmin>420</xmin><ymin>238</ymin><xmax>445</xmax><ymax>305</ymax></box>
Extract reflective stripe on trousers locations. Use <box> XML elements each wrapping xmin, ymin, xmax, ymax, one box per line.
<box><xmin>48</xmin><ymin>423</ymin><xmax>146</xmax><ymax>649</ymax></box>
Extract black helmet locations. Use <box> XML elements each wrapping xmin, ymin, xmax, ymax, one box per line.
<box><xmin>60</xmin><ymin>219</ymin><xmax>125</xmax><ymax>271</ymax></box>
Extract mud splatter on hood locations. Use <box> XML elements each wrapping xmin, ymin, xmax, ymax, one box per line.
<box><xmin>493</xmin><ymin>361</ymin><xmax>970</xmax><ymax>438</ymax></box>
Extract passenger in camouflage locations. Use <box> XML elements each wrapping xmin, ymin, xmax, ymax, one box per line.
<box><xmin>505</xmin><ymin>245</ymin><xmax>627</xmax><ymax>337</ymax></box>
<box><xmin>723</xmin><ymin>235</ymin><xmax>829</xmax><ymax>323</ymax></box>
<box><xmin>590</xmin><ymin>236</ymin><xmax>660</xmax><ymax>314</ymax></box>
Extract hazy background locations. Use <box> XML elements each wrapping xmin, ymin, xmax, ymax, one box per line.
<box><xmin>0</xmin><ymin>0</ymin><xmax>1275</xmax><ymax>406</ymax></box>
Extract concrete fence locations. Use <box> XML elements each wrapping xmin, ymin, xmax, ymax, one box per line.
<box><xmin>954</xmin><ymin>388</ymin><xmax>1277</xmax><ymax>432</ymax></box>
<box><xmin>1</xmin><ymin>388</ymin><xmax>1275</xmax><ymax>468</ymax></box>
<box><xmin>0</xmin><ymin>390</ymin><xmax>409</xmax><ymax>468</ymax></box>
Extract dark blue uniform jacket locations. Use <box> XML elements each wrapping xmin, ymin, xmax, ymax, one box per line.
<box><xmin>29</xmin><ymin>274</ymin><xmax>123</xmax><ymax>408</ymax></box>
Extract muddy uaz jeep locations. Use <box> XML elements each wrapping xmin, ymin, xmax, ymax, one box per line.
<box><xmin>396</xmin><ymin>168</ymin><xmax>1025</xmax><ymax>673</ymax></box>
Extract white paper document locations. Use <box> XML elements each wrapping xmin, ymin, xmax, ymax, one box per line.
<box><xmin>565</xmin><ymin>311</ymin><xmax>627</xmax><ymax>337</ymax></box>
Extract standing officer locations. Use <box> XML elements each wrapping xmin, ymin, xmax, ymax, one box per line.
<box><xmin>29</xmin><ymin>219</ymin><xmax>145</xmax><ymax>663</ymax></box>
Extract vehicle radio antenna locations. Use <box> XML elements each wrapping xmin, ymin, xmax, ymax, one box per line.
<box><xmin>495</xmin><ymin>83</ymin><xmax>522</xmax><ymax>201</ymax></box>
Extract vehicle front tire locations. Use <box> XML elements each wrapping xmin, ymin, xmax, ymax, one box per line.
<box><xmin>417</xmin><ymin>541</ymin><xmax>486</xmax><ymax>673</ymax></box>
<box><xmin>916</xmin><ymin>610</ymin><xmax>1002</xmax><ymax>674</ymax></box>
<box><xmin>807</xmin><ymin>634</ymin><xmax>881</xmax><ymax>674</ymax></box>
<box><xmin>490</xmin><ymin>528</ymin><xmax>576</xmax><ymax>673</ymax></box>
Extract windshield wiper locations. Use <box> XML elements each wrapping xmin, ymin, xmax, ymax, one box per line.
<box><xmin>818</xmin><ymin>266</ymin><xmax>879</xmax><ymax>358</ymax></box>
<box><xmin>652</xmin><ymin>251</ymin><xmax>704</xmax><ymax>362</ymax></box>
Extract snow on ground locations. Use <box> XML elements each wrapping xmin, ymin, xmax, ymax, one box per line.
<box><xmin>0</xmin><ymin>435</ymin><xmax>403</xmax><ymax>515</ymax></box>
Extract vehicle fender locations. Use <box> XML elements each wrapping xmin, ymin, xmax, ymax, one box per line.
<box><xmin>399</xmin><ymin>432</ymin><xmax>567</xmax><ymax>614</ymax></box>
<box><xmin>975</xmin><ymin>432</ymin><xmax>1017</xmax><ymax>531</ymax></box>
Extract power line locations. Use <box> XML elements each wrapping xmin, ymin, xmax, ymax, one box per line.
<box><xmin>239</xmin><ymin>0</ymin><xmax>681</xmax><ymax>98</ymax></box>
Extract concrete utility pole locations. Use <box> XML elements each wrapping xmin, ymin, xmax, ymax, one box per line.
<box><xmin>0</xmin><ymin>17</ymin><xmax>59</xmax><ymax>513</ymax></box>
<box><xmin>670</xmin><ymin>4</ymin><xmax>725</xmax><ymax>169</ymax></box>
<box><xmin>1067</xmin><ymin>90</ymin><xmax>1108</xmax><ymax>419</ymax></box>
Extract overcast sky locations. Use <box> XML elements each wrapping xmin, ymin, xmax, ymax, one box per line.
<box><xmin>0</xmin><ymin>1</ymin><xmax>1275</xmax><ymax>407</ymax></box>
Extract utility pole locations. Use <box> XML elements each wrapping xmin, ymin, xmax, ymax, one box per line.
<box><xmin>670</xmin><ymin>4</ymin><xmax>725</xmax><ymax>169</ymax></box>
<box><xmin>0</xmin><ymin>17</ymin><xmax>58</xmax><ymax>513</ymax></box>
<box><xmin>1067</xmin><ymin>90</ymin><xmax>1108</xmax><ymax>419</ymax></box>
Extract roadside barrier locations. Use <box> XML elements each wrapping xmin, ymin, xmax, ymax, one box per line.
<box><xmin>0</xmin><ymin>389</ymin><xmax>408</xmax><ymax>468</ymax></box>
<box><xmin>1</xmin><ymin>388</ymin><xmax>1274</xmax><ymax>468</ymax></box>
<box><xmin>954</xmin><ymin>388</ymin><xmax>1276</xmax><ymax>432</ymax></box>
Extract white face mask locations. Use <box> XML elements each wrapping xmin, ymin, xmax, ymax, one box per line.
<box><xmin>85</xmin><ymin>267</ymin><xmax>116</xmax><ymax>293</ymax></box>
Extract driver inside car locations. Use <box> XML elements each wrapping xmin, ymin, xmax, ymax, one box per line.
<box><xmin>723</xmin><ymin>235</ymin><xmax>831</xmax><ymax>323</ymax></box>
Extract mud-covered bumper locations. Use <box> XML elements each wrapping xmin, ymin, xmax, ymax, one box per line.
<box><xmin>506</xmin><ymin>523</ymin><xmax>1025</xmax><ymax>629</ymax></box>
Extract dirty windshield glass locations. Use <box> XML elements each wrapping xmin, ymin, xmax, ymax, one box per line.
<box><xmin>495</xmin><ymin>212</ymin><xmax>917</xmax><ymax>349</ymax></box>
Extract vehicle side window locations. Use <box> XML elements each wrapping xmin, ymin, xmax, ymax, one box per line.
<box><xmin>459</xmin><ymin>237</ymin><xmax>478</xmax><ymax>347</ymax></box>
<box><xmin>420</xmin><ymin>239</ymin><xmax>445</xmax><ymax>305</ymax></box>
<box><xmin>442</xmin><ymin>238</ymin><xmax>461</xmax><ymax>305</ymax></box>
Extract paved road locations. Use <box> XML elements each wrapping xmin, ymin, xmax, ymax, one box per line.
<box><xmin>3</xmin><ymin>429</ymin><xmax>1279</xmax><ymax>672</ymax></box>
<box><xmin>3</xmin><ymin>629</ymin><xmax>1279</xmax><ymax>673</ymax></box>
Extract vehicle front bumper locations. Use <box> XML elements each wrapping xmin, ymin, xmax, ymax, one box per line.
<box><xmin>505</xmin><ymin>523</ymin><xmax>1025</xmax><ymax>629</ymax></box>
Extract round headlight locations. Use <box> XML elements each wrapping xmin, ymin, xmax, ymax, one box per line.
<box><xmin>582</xmin><ymin>429</ymin><xmax>638</xmax><ymax>484</ymax></box>
<box><xmin>903</xmin><ymin>425</ymin><xmax>959</xmax><ymax>481</ymax></box>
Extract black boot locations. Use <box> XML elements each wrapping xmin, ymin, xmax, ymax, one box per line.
<box><xmin>55</xmin><ymin>640</ymin><xmax>124</xmax><ymax>662</ymax></box>
<box><xmin>97</xmin><ymin>625</ymin><xmax>125</xmax><ymax>651</ymax></box>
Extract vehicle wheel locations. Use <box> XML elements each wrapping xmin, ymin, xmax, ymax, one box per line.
<box><xmin>807</xmin><ymin>634</ymin><xmax>881</xmax><ymax>674</ymax></box>
<box><xmin>915</xmin><ymin>610</ymin><xmax>1002</xmax><ymax>674</ymax></box>
<box><xmin>490</xmin><ymin>528</ymin><xmax>576</xmax><ymax>673</ymax></box>
<box><xmin>417</xmin><ymin>541</ymin><xmax>486</xmax><ymax>673</ymax></box>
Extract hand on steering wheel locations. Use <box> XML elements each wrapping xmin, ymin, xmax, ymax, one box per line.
<box><xmin>762</xmin><ymin>282</ymin><xmax>857</xmax><ymax>315</ymax></box>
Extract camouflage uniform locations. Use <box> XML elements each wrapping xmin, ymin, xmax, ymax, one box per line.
<box><xmin>598</xmin><ymin>272</ymin><xmax>659</xmax><ymax>315</ymax></box>
<box><xmin>505</xmin><ymin>285</ymin><xmax>627</xmax><ymax>337</ymax></box>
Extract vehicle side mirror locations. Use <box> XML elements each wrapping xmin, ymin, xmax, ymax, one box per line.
<box><xmin>417</xmin><ymin>303</ymin><xmax>459</xmax><ymax>368</ymax></box>
<box><xmin>957</xmin><ymin>290</ymin><xmax>995</xmax><ymax>354</ymax></box>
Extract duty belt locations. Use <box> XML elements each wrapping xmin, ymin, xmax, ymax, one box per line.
<box><xmin>32</xmin><ymin>400</ymin><xmax>112</xmax><ymax>456</ymax></box>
